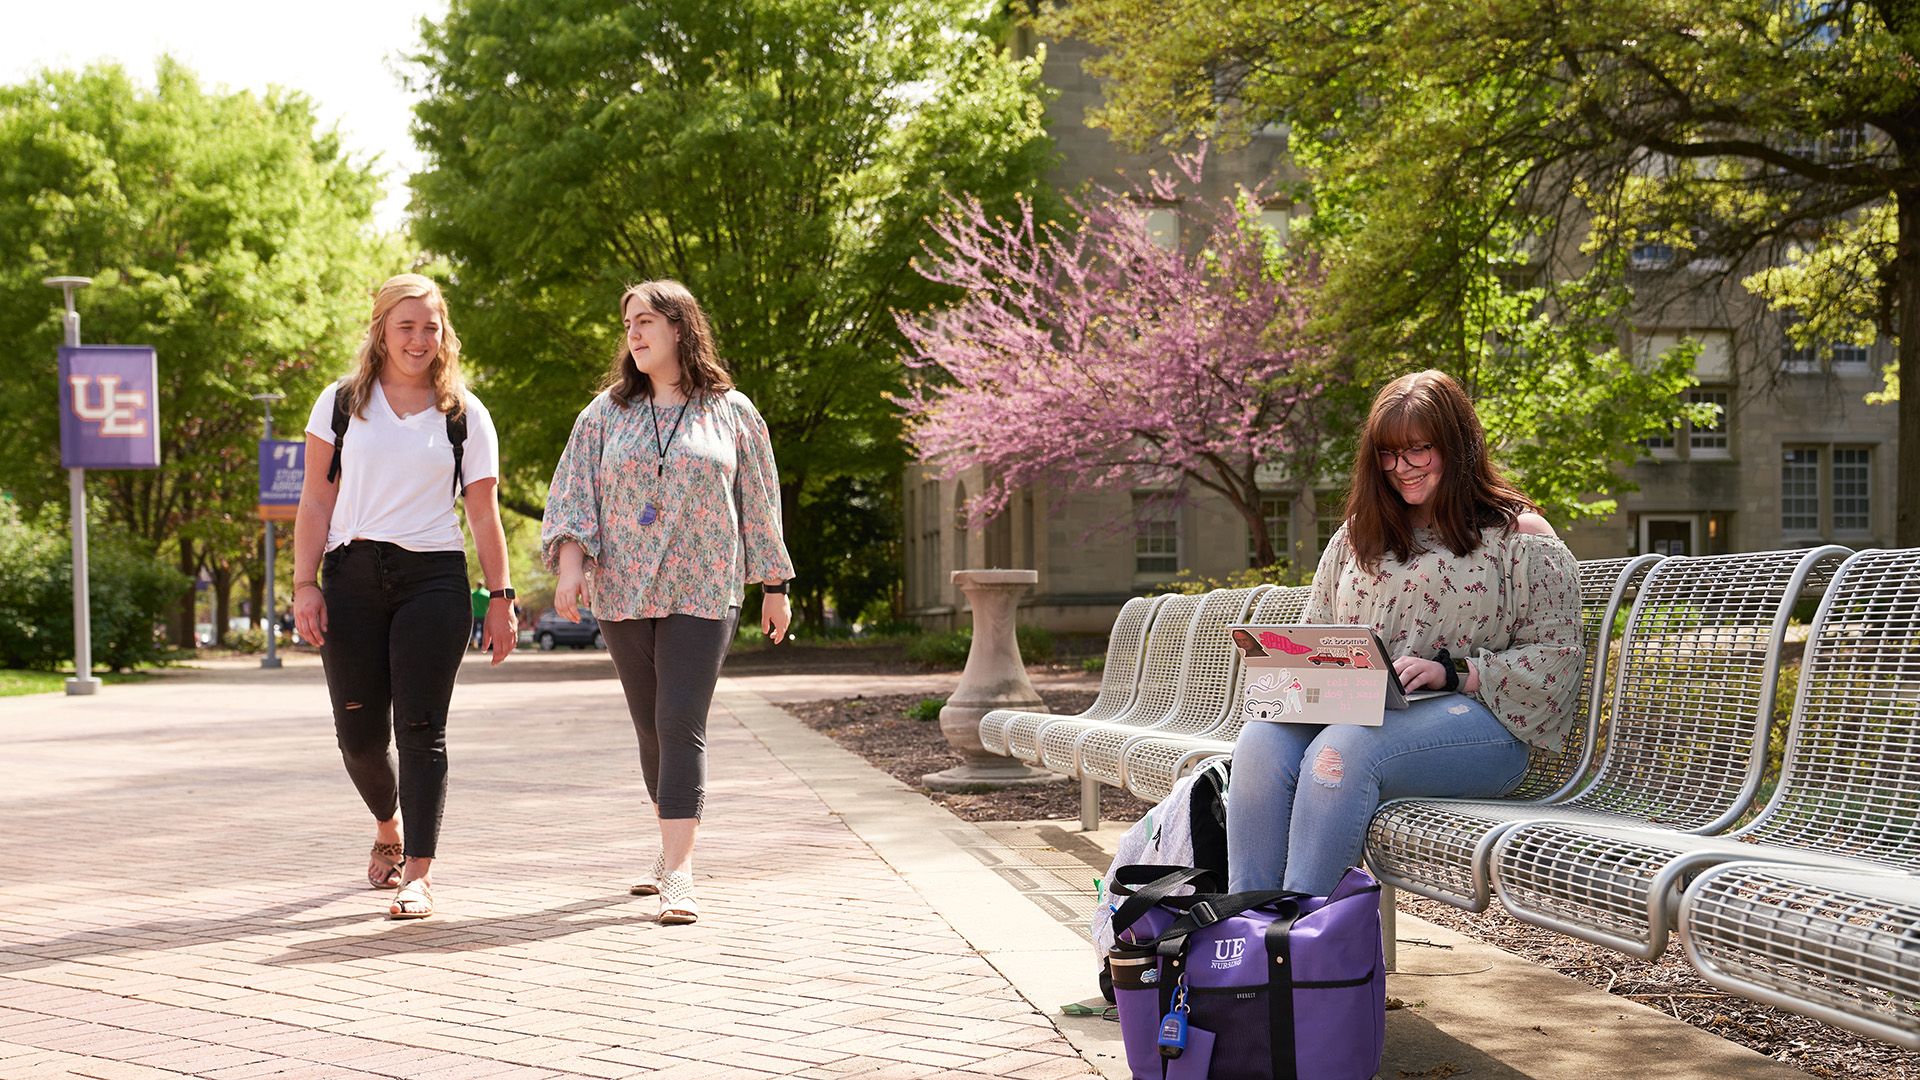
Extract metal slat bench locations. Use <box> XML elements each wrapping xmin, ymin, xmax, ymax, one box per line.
<box><xmin>1491</xmin><ymin>545</ymin><xmax>1916</xmax><ymax>962</ymax></box>
<box><xmin>1360</xmin><ymin>554</ymin><xmax>1659</xmax><ymax>910</ymax></box>
<box><xmin>1362</xmin><ymin>547</ymin><xmax>1849</xmax><ymax>916</ymax></box>
<box><xmin>981</xmin><ymin>594</ymin><xmax>1165</xmax><ymax>760</ymax></box>
<box><xmin>1033</xmin><ymin>592</ymin><xmax>1206</xmax><ymax>776</ymax></box>
<box><xmin>1071</xmin><ymin>586</ymin><xmax>1270</xmax><ymax>792</ymax></box>
<box><xmin>1116</xmin><ymin>585</ymin><xmax>1315</xmax><ymax>803</ymax></box>
<box><xmin>1680</xmin><ymin>862</ymin><xmax>1920</xmax><ymax>1049</ymax></box>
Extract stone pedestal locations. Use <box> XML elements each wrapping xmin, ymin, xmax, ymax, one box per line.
<box><xmin>923</xmin><ymin>570</ymin><xmax>1060</xmax><ymax>792</ymax></box>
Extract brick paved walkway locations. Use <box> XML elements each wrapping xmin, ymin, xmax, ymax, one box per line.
<box><xmin>0</xmin><ymin>654</ymin><xmax>1092</xmax><ymax>1080</ymax></box>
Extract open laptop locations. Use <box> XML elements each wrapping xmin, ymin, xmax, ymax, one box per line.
<box><xmin>1229</xmin><ymin>624</ymin><xmax>1452</xmax><ymax>726</ymax></box>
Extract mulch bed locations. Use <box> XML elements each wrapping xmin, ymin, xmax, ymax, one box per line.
<box><xmin>784</xmin><ymin>690</ymin><xmax>1158</xmax><ymax>822</ymax></box>
<box><xmin>792</xmin><ymin>691</ymin><xmax>1919</xmax><ymax>1080</ymax></box>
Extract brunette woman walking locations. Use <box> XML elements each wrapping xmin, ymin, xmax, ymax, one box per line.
<box><xmin>542</xmin><ymin>280</ymin><xmax>794</xmax><ymax>925</ymax></box>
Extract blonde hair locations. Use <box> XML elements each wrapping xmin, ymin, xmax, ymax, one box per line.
<box><xmin>340</xmin><ymin>274</ymin><xmax>466</xmax><ymax>419</ymax></box>
<box><xmin>603</xmin><ymin>280</ymin><xmax>734</xmax><ymax>406</ymax></box>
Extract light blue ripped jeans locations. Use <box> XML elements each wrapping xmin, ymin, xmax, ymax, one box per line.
<box><xmin>1226</xmin><ymin>694</ymin><xmax>1530</xmax><ymax>896</ymax></box>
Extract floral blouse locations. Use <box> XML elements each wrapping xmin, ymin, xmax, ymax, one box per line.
<box><xmin>541</xmin><ymin>389</ymin><xmax>795</xmax><ymax>620</ymax></box>
<box><xmin>1308</xmin><ymin>523</ymin><xmax>1584</xmax><ymax>751</ymax></box>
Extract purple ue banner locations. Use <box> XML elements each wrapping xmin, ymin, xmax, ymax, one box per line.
<box><xmin>259</xmin><ymin>440</ymin><xmax>304</xmax><ymax>522</ymax></box>
<box><xmin>58</xmin><ymin>345</ymin><xmax>160</xmax><ymax>469</ymax></box>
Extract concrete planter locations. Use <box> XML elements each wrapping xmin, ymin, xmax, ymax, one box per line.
<box><xmin>923</xmin><ymin>569</ymin><xmax>1058</xmax><ymax>792</ymax></box>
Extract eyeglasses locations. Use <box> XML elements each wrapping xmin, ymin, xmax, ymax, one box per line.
<box><xmin>1377</xmin><ymin>443</ymin><xmax>1436</xmax><ymax>471</ymax></box>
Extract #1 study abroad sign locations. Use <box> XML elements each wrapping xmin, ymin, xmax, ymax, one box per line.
<box><xmin>258</xmin><ymin>440</ymin><xmax>304</xmax><ymax>522</ymax></box>
<box><xmin>58</xmin><ymin>345</ymin><xmax>160</xmax><ymax>469</ymax></box>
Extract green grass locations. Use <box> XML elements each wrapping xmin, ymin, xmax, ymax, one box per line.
<box><xmin>0</xmin><ymin>669</ymin><xmax>155</xmax><ymax>697</ymax></box>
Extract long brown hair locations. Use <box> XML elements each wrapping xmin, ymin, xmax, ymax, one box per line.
<box><xmin>1343</xmin><ymin>370</ymin><xmax>1536</xmax><ymax>571</ymax></box>
<box><xmin>341</xmin><ymin>274</ymin><xmax>466</xmax><ymax>419</ymax></box>
<box><xmin>602</xmin><ymin>280</ymin><xmax>734</xmax><ymax>406</ymax></box>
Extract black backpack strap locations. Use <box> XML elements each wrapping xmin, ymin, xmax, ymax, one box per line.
<box><xmin>325</xmin><ymin>384</ymin><xmax>349</xmax><ymax>484</ymax></box>
<box><xmin>445</xmin><ymin>409</ymin><xmax>467</xmax><ymax>498</ymax></box>
<box><xmin>1109</xmin><ymin>866</ymin><xmax>1222</xmax><ymax>943</ymax></box>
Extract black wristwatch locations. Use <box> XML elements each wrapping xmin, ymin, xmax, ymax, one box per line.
<box><xmin>489</xmin><ymin>588</ymin><xmax>515</xmax><ymax>600</ymax></box>
<box><xmin>1435</xmin><ymin>648</ymin><xmax>1465</xmax><ymax>693</ymax></box>
<box><xmin>762</xmin><ymin>581</ymin><xmax>788</xmax><ymax>594</ymax></box>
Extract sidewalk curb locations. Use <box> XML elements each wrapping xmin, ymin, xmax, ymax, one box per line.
<box><xmin>718</xmin><ymin>683</ymin><xmax>1129</xmax><ymax>1078</ymax></box>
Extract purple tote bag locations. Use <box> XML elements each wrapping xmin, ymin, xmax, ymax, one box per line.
<box><xmin>1107</xmin><ymin>865</ymin><xmax>1386</xmax><ymax>1080</ymax></box>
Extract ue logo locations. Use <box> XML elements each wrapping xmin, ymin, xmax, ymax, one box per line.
<box><xmin>1211</xmin><ymin>937</ymin><xmax>1247</xmax><ymax>969</ymax></box>
<box><xmin>68</xmin><ymin>375</ymin><xmax>149</xmax><ymax>437</ymax></box>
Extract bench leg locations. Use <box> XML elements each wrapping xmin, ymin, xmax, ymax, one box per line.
<box><xmin>1380</xmin><ymin>882</ymin><xmax>1397</xmax><ymax>973</ymax></box>
<box><xmin>1081</xmin><ymin>773</ymin><xmax>1099</xmax><ymax>832</ymax></box>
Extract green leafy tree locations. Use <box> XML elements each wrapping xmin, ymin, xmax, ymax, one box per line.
<box><xmin>0</xmin><ymin>61</ymin><xmax>394</xmax><ymax>645</ymax></box>
<box><xmin>1042</xmin><ymin>0</ymin><xmax>1913</xmax><ymax>536</ymax></box>
<box><xmin>407</xmin><ymin>0</ymin><xmax>1060</xmax><ymax>613</ymax></box>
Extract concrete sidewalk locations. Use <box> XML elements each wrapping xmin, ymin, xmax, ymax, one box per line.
<box><xmin>0</xmin><ymin>651</ymin><xmax>1803</xmax><ymax>1079</ymax></box>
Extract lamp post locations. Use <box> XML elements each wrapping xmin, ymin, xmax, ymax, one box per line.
<box><xmin>251</xmin><ymin>393</ymin><xmax>285</xmax><ymax>670</ymax></box>
<box><xmin>43</xmin><ymin>276</ymin><xmax>101</xmax><ymax>696</ymax></box>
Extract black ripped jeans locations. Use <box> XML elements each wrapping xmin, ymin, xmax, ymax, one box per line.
<box><xmin>319</xmin><ymin>540</ymin><xmax>471</xmax><ymax>859</ymax></box>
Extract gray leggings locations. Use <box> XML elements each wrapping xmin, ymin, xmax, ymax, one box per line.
<box><xmin>599</xmin><ymin>609</ymin><xmax>739</xmax><ymax>819</ymax></box>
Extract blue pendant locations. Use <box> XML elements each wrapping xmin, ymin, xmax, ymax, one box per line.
<box><xmin>639</xmin><ymin>503</ymin><xmax>659</xmax><ymax>526</ymax></box>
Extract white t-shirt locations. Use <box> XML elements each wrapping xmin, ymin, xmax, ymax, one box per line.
<box><xmin>304</xmin><ymin>380</ymin><xmax>500</xmax><ymax>553</ymax></box>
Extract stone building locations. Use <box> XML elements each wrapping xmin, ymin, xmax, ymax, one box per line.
<box><xmin>901</xmin><ymin>33</ymin><xmax>1901</xmax><ymax>632</ymax></box>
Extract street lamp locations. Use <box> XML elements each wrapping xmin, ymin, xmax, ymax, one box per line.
<box><xmin>43</xmin><ymin>276</ymin><xmax>101</xmax><ymax>696</ymax></box>
<box><xmin>251</xmin><ymin>393</ymin><xmax>286</xmax><ymax>670</ymax></box>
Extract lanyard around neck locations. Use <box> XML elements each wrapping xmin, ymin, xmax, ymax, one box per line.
<box><xmin>649</xmin><ymin>397</ymin><xmax>690</xmax><ymax>478</ymax></box>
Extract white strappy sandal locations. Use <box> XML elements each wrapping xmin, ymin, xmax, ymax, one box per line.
<box><xmin>657</xmin><ymin>870</ymin><xmax>698</xmax><ymax>925</ymax></box>
<box><xmin>388</xmin><ymin>879</ymin><xmax>433</xmax><ymax>920</ymax></box>
<box><xmin>630</xmin><ymin>852</ymin><xmax>666</xmax><ymax>897</ymax></box>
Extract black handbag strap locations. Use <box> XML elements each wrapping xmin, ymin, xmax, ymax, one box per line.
<box><xmin>1109</xmin><ymin>866</ymin><xmax>1221</xmax><ymax>943</ymax></box>
<box><xmin>1153</xmin><ymin>890</ymin><xmax>1303</xmax><ymax>959</ymax></box>
<box><xmin>1265</xmin><ymin>906</ymin><xmax>1304</xmax><ymax>1080</ymax></box>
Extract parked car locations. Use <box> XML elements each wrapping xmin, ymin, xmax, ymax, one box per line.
<box><xmin>533</xmin><ymin>607</ymin><xmax>605</xmax><ymax>651</ymax></box>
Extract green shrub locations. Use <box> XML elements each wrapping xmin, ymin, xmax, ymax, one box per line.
<box><xmin>903</xmin><ymin>624</ymin><xmax>1054</xmax><ymax>668</ymax></box>
<box><xmin>0</xmin><ymin>505</ymin><xmax>186</xmax><ymax>672</ymax></box>
<box><xmin>227</xmin><ymin>627</ymin><xmax>270</xmax><ymax>654</ymax></box>
<box><xmin>1156</xmin><ymin>561</ymin><xmax>1312</xmax><ymax>595</ymax></box>
<box><xmin>1015</xmin><ymin>623</ymin><xmax>1054</xmax><ymax>663</ymax></box>
<box><xmin>1082</xmin><ymin>654</ymin><xmax>1106</xmax><ymax>673</ymax></box>
<box><xmin>905</xmin><ymin>628</ymin><xmax>973</xmax><ymax>668</ymax></box>
<box><xmin>907</xmin><ymin>697</ymin><xmax>946</xmax><ymax>722</ymax></box>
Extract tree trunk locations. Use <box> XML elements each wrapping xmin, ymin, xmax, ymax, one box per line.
<box><xmin>249</xmin><ymin>546</ymin><xmax>266</xmax><ymax>631</ymax></box>
<box><xmin>173</xmin><ymin>537</ymin><xmax>197</xmax><ymax>647</ymax></box>
<box><xmin>213</xmin><ymin>563</ymin><xmax>232</xmax><ymax>647</ymax></box>
<box><xmin>1897</xmin><ymin>186</ymin><xmax>1919</xmax><ymax>548</ymax></box>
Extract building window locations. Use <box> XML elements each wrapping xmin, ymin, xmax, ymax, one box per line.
<box><xmin>1249</xmin><ymin>495</ymin><xmax>1287</xmax><ymax>565</ymax></box>
<box><xmin>1257</xmin><ymin>208</ymin><xmax>1290</xmax><ymax>247</ymax></box>
<box><xmin>919</xmin><ymin>479</ymin><xmax>942</xmax><ymax>604</ymax></box>
<box><xmin>1317</xmin><ymin>496</ymin><xmax>1342</xmax><ymax>553</ymax></box>
<box><xmin>1781</xmin><ymin>449</ymin><xmax>1820</xmax><ymax>533</ymax></box>
<box><xmin>1134</xmin><ymin>495</ymin><xmax>1179</xmax><ymax>575</ymax></box>
<box><xmin>1833</xmin><ymin>448</ymin><xmax>1870</xmax><ymax>532</ymax></box>
<box><xmin>1687</xmin><ymin>390</ymin><xmax>1729</xmax><ymax>455</ymax></box>
<box><xmin>1783</xmin><ymin>332</ymin><xmax>1872</xmax><ymax>374</ymax></box>
<box><xmin>1630</xmin><ymin>242</ymin><xmax>1676</xmax><ymax>270</ymax></box>
<box><xmin>1144</xmin><ymin>208</ymin><xmax>1179</xmax><ymax>250</ymax></box>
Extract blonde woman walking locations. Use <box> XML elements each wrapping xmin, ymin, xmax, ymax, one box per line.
<box><xmin>293</xmin><ymin>273</ymin><xmax>515</xmax><ymax>920</ymax></box>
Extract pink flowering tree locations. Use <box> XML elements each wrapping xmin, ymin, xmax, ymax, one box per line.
<box><xmin>898</xmin><ymin>157</ymin><xmax>1343</xmax><ymax>567</ymax></box>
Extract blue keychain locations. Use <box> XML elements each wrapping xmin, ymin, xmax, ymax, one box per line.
<box><xmin>1157</xmin><ymin>984</ymin><xmax>1190</xmax><ymax>1058</ymax></box>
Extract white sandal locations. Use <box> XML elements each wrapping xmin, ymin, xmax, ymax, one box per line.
<box><xmin>629</xmin><ymin>852</ymin><xmax>666</xmax><ymax>897</ymax></box>
<box><xmin>657</xmin><ymin>870</ymin><xmax>698</xmax><ymax>925</ymax></box>
<box><xmin>388</xmin><ymin>879</ymin><xmax>433</xmax><ymax>920</ymax></box>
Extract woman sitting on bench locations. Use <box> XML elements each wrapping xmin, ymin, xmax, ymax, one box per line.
<box><xmin>1227</xmin><ymin>370</ymin><xmax>1584</xmax><ymax>895</ymax></box>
